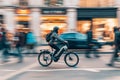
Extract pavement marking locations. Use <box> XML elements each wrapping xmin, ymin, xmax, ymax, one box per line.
<box><xmin>24</xmin><ymin>68</ymin><xmax>120</xmax><ymax>73</ymax></box>
<box><xmin>83</xmin><ymin>69</ymin><xmax>100</xmax><ymax>72</ymax></box>
<box><xmin>0</xmin><ymin>60</ymin><xmax>17</xmax><ymax>66</ymax></box>
<box><xmin>27</xmin><ymin>68</ymin><xmax>100</xmax><ymax>72</ymax></box>
<box><xmin>0</xmin><ymin>69</ymin><xmax>16</xmax><ymax>72</ymax></box>
<box><xmin>1</xmin><ymin>67</ymin><xmax>120</xmax><ymax>80</ymax></box>
<box><xmin>2</xmin><ymin>62</ymin><xmax>38</xmax><ymax>80</ymax></box>
<box><xmin>1</xmin><ymin>67</ymin><xmax>120</xmax><ymax>73</ymax></box>
<box><xmin>27</xmin><ymin>68</ymin><xmax>120</xmax><ymax>73</ymax></box>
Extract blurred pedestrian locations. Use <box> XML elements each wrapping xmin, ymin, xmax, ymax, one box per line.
<box><xmin>107</xmin><ymin>27</ymin><xmax>120</xmax><ymax>66</ymax></box>
<box><xmin>20</xmin><ymin>30</ymin><xmax>27</xmax><ymax>48</ymax></box>
<box><xmin>0</xmin><ymin>28</ymin><xmax>3</xmax><ymax>50</ymax></box>
<box><xmin>0</xmin><ymin>28</ymin><xmax>10</xmax><ymax>62</ymax></box>
<box><xmin>13</xmin><ymin>31</ymin><xmax>23</xmax><ymax>63</ymax></box>
<box><xmin>85</xmin><ymin>29</ymin><xmax>100</xmax><ymax>58</ymax></box>
<box><xmin>26</xmin><ymin>31</ymin><xmax>37</xmax><ymax>54</ymax></box>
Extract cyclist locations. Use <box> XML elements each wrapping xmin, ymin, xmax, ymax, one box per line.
<box><xmin>48</xmin><ymin>26</ymin><xmax>68</xmax><ymax>62</ymax></box>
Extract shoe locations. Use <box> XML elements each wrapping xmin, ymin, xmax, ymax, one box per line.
<box><xmin>107</xmin><ymin>63</ymin><xmax>113</xmax><ymax>67</ymax></box>
<box><xmin>53</xmin><ymin>57</ymin><xmax>59</xmax><ymax>62</ymax></box>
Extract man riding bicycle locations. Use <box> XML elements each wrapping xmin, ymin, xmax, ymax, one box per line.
<box><xmin>48</xmin><ymin>27</ymin><xmax>68</xmax><ymax>62</ymax></box>
<box><xmin>38</xmin><ymin>26</ymin><xmax>79</xmax><ymax>67</ymax></box>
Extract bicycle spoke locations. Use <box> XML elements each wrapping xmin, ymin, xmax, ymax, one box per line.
<box><xmin>64</xmin><ymin>52</ymin><xmax>79</xmax><ymax>67</ymax></box>
<box><xmin>69</xmin><ymin>56</ymin><xmax>73</xmax><ymax>61</ymax></box>
<box><xmin>46</xmin><ymin>60</ymin><xmax>48</xmax><ymax>64</ymax></box>
<box><xmin>38</xmin><ymin>51</ymin><xmax>52</xmax><ymax>67</ymax></box>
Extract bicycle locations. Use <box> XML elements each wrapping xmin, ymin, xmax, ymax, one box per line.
<box><xmin>38</xmin><ymin>43</ymin><xmax>79</xmax><ymax>67</ymax></box>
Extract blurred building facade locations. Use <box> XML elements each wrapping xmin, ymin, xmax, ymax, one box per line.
<box><xmin>0</xmin><ymin>0</ymin><xmax>120</xmax><ymax>42</ymax></box>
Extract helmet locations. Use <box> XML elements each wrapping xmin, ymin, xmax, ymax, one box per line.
<box><xmin>53</xmin><ymin>26</ymin><xmax>59</xmax><ymax>31</ymax></box>
<box><xmin>53</xmin><ymin>27</ymin><xmax>59</xmax><ymax>33</ymax></box>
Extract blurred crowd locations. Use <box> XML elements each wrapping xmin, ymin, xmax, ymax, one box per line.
<box><xmin>0</xmin><ymin>24</ymin><xmax>120</xmax><ymax>67</ymax></box>
<box><xmin>0</xmin><ymin>26</ymin><xmax>37</xmax><ymax>63</ymax></box>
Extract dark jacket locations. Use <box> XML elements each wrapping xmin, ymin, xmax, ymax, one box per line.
<box><xmin>1</xmin><ymin>32</ymin><xmax>8</xmax><ymax>49</ymax></box>
<box><xmin>86</xmin><ymin>30</ymin><xmax>92</xmax><ymax>44</ymax></box>
<box><xmin>49</xmin><ymin>31</ymin><xmax>65</xmax><ymax>48</ymax></box>
<box><xmin>49</xmin><ymin>31</ymin><xmax>64</xmax><ymax>43</ymax></box>
<box><xmin>114</xmin><ymin>31</ymin><xmax>120</xmax><ymax>48</ymax></box>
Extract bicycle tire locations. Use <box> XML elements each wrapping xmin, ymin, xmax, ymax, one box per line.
<box><xmin>38</xmin><ymin>50</ymin><xmax>52</xmax><ymax>67</ymax></box>
<box><xmin>64</xmin><ymin>52</ymin><xmax>79</xmax><ymax>67</ymax></box>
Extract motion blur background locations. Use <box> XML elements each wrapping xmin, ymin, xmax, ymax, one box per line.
<box><xmin>0</xmin><ymin>0</ymin><xmax>120</xmax><ymax>44</ymax></box>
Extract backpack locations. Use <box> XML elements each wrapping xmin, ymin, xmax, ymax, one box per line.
<box><xmin>45</xmin><ymin>31</ymin><xmax>53</xmax><ymax>42</ymax></box>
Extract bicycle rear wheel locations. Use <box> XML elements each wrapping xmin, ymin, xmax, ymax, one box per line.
<box><xmin>64</xmin><ymin>52</ymin><xmax>79</xmax><ymax>67</ymax></box>
<box><xmin>38</xmin><ymin>50</ymin><xmax>52</xmax><ymax>67</ymax></box>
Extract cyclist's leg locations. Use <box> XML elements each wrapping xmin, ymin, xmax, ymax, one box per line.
<box><xmin>49</xmin><ymin>43</ymin><xmax>58</xmax><ymax>55</ymax></box>
<box><xmin>55</xmin><ymin>45</ymin><xmax>67</xmax><ymax>59</ymax></box>
<box><xmin>51</xmin><ymin>43</ymin><xmax>67</xmax><ymax>62</ymax></box>
<box><xmin>52</xmin><ymin>45</ymin><xmax>60</xmax><ymax>57</ymax></box>
<box><xmin>53</xmin><ymin>45</ymin><xmax>67</xmax><ymax>62</ymax></box>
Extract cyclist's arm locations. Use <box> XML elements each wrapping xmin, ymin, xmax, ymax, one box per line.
<box><xmin>53</xmin><ymin>33</ymin><xmax>65</xmax><ymax>43</ymax></box>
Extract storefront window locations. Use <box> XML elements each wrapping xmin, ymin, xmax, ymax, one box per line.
<box><xmin>44</xmin><ymin>0</ymin><xmax>63</xmax><ymax>6</ymax></box>
<box><xmin>15</xmin><ymin>16</ymin><xmax>30</xmax><ymax>33</ymax></box>
<box><xmin>15</xmin><ymin>9</ymin><xmax>30</xmax><ymax>15</ymax></box>
<box><xmin>79</xmin><ymin>0</ymin><xmax>114</xmax><ymax>7</ymax></box>
<box><xmin>15</xmin><ymin>8</ymin><xmax>30</xmax><ymax>33</ymax></box>
<box><xmin>17</xmin><ymin>21</ymin><xmax>29</xmax><ymax>28</ymax></box>
<box><xmin>40</xmin><ymin>16</ymin><xmax>67</xmax><ymax>39</ymax></box>
<box><xmin>77</xmin><ymin>18</ymin><xmax>118</xmax><ymax>41</ymax></box>
<box><xmin>19</xmin><ymin>0</ymin><xmax>28</xmax><ymax>6</ymax></box>
<box><xmin>77</xmin><ymin>20</ymin><xmax>91</xmax><ymax>34</ymax></box>
<box><xmin>93</xmin><ymin>18</ymin><xmax>118</xmax><ymax>41</ymax></box>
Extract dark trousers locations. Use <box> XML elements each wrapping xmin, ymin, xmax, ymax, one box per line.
<box><xmin>50</xmin><ymin>44</ymin><xmax>65</xmax><ymax>58</ymax></box>
<box><xmin>2</xmin><ymin>48</ymin><xmax>9</xmax><ymax>61</ymax></box>
<box><xmin>16</xmin><ymin>47</ymin><xmax>23</xmax><ymax>60</ymax></box>
<box><xmin>53</xmin><ymin>45</ymin><xmax>60</xmax><ymax>57</ymax></box>
<box><xmin>109</xmin><ymin>47</ymin><xmax>119</xmax><ymax>65</ymax></box>
<box><xmin>85</xmin><ymin>45</ymin><xmax>99</xmax><ymax>57</ymax></box>
<box><xmin>2</xmin><ymin>47</ymin><xmax>23</xmax><ymax>62</ymax></box>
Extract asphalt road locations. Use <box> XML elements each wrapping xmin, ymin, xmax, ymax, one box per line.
<box><xmin>0</xmin><ymin>53</ymin><xmax>120</xmax><ymax>80</ymax></box>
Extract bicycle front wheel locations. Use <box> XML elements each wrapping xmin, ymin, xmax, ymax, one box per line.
<box><xmin>64</xmin><ymin>52</ymin><xmax>79</xmax><ymax>67</ymax></box>
<box><xmin>38</xmin><ymin>50</ymin><xmax>52</xmax><ymax>67</ymax></box>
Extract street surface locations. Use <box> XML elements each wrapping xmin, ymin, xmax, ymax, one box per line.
<box><xmin>0</xmin><ymin>45</ymin><xmax>120</xmax><ymax>80</ymax></box>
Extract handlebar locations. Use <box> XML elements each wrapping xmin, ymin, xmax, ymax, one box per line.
<box><xmin>64</xmin><ymin>41</ymin><xmax>69</xmax><ymax>47</ymax></box>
